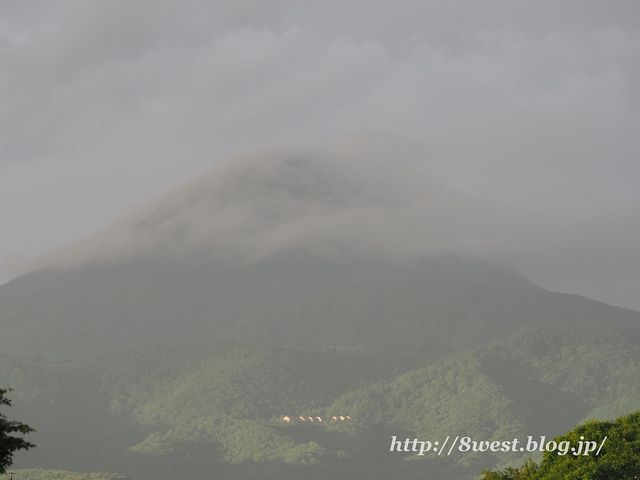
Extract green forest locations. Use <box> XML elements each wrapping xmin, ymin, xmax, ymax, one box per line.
<box><xmin>3</xmin><ymin>321</ymin><xmax>640</xmax><ymax>479</ymax></box>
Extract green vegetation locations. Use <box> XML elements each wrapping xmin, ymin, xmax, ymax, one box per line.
<box><xmin>3</xmin><ymin>321</ymin><xmax>640</xmax><ymax>479</ymax></box>
<box><xmin>328</xmin><ymin>323</ymin><xmax>640</xmax><ymax>461</ymax></box>
<box><xmin>10</xmin><ymin>470</ymin><xmax>126</xmax><ymax>480</ymax></box>
<box><xmin>480</xmin><ymin>411</ymin><xmax>640</xmax><ymax>479</ymax></box>
<box><xmin>0</xmin><ymin>389</ymin><xmax>35</xmax><ymax>473</ymax></box>
<box><xmin>1</xmin><ymin>343</ymin><xmax>425</xmax><ymax>479</ymax></box>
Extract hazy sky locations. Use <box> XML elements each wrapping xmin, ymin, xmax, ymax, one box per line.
<box><xmin>1</xmin><ymin>1</ymin><xmax>639</xmax><ymax>309</ymax></box>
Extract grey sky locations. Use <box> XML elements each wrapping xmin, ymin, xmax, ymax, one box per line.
<box><xmin>1</xmin><ymin>1</ymin><xmax>639</xmax><ymax>309</ymax></box>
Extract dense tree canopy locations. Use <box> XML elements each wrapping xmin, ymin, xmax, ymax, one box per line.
<box><xmin>2</xmin><ymin>324</ymin><xmax>640</xmax><ymax>480</ymax></box>
<box><xmin>481</xmin><ymin>411</ymin><xmax>640</xmax><ymax>479</ymax></box>
<box><xmin>1</xmin><ymin>388</ymin><xmax>35</xmax><ymax>473</ymax></box>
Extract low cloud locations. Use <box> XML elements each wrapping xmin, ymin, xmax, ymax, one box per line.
<box><xmin>1</xmin><ymin>2</ymin><xmax>638</xmax><ymax>310</ymax></box>
<box><xmin>6</xmin><ymin>135</ymin><xmax>513</xmax><ymax>267</ymax></box>
<box><xmin>10</xmin><ymin>134</ymin><xmax>639</xmax><ymax>310</ymax></box>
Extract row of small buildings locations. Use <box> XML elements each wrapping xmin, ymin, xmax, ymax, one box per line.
<box><xmin>282</xmin><ymin>415</ymin><xmax>351</xmax><ymax>423</ymax></box>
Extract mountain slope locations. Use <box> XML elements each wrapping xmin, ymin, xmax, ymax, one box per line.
<box><xmin>2</xmin><ymin>253</ymin><xmax>638</xmax><ymax>360</ymax></box>
<box><xmin>4</xmin><ymin>149</ymin><xmax>638</xmax><ymax>361</ymax></box>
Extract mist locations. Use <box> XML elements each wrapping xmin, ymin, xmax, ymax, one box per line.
<box><xmin>2</xmin><ymin>1</ymin><xmax>639</xmax><ymax>310</ymax></box>
<box><xmin>8</xmin><ymin>133</ymin><xmax>639</xmax><ymax>311</ymax></box>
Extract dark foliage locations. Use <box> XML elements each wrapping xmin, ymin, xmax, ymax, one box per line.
<box><xmin>0</xmin><ymin>389</ymin><xmax>35</xmax><ymax>473</ymax></box>
<box><xmin>481</xmin><ymin>411</ymin><xmax>640</xmax><ymax>479</ymax></box>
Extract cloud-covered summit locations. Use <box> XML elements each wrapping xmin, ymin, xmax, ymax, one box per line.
<box><xmin>7</xmin><ymin>133</ymin><xmax>640</xmax><ymax>311</ymax></box>
<box><xmin>14</xmin><ymin>135</ymin><xmax>516</xmax><ymax>271</ymax></box>
<box><xmin>2</xmin><ymin>2</ymin><xmax>639</xmax><ymax>310</ymax></box>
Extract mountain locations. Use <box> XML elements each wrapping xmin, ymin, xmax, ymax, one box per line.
<box><xmin>2</xmin><ymin>253</ymin><xmax>638</xmax><ymax>361</ymax></box>
<box><xmin>3</xmin><ymin>148</ymin><xmax>640</xmax><ymax>479</ymax></box>
<box><xmin>4</xmin><ymin>148</ymin><xmax>638</xmax><ymax>360</ymax></box>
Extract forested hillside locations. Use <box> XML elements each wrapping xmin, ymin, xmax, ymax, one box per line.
<box><xmin>4</xmin><ymin>322</ymin><xmax>640</xmax><ymax>479</ymax></box>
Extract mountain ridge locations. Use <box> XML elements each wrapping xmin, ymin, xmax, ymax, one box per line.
<box><xmin>1</xmin><ymin>253</ymin><xmax>638</xmax><ymax>361</ymax></box>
